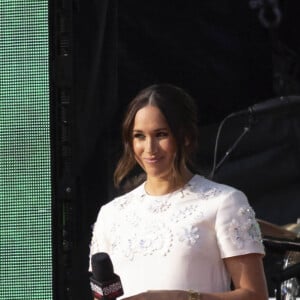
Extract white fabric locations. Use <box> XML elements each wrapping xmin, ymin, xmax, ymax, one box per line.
<box><xmin>89</xmin><ymin>174</ymin><xmax>265</xmax><ymax>297</ymax></box>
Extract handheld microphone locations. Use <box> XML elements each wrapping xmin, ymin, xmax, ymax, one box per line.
<box><xmin>90</xmin><ymin>252</ymin><xmax>124</xmax><ymax>300</ymax></box>
<box><xmin>234</xmin><ymin>95</ymin><xmax>300</xmax><ymax>116</ymax></box>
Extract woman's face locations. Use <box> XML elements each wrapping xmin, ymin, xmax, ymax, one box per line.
<box><xmin>132</xmin><ymin>105</ymin><xmax>177</xmax><ymax>181</ymax></box>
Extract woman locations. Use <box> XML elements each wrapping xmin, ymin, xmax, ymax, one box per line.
<box><xmin>89</xmin><ymin>84</ymin><xmax>268</xmax><ymax>300</ymax></box>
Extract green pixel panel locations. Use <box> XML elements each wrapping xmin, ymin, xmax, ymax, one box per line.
<box><xmin>0</xmin><ymin>1</ymin><xmax>52</xmax><ymax>299</ymax></box>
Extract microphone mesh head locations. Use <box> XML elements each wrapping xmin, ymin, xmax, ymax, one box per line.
<box><xmin>91</xmin><ymin>252</ymin><xmax>114</xmax><ymax>281</ymax></box>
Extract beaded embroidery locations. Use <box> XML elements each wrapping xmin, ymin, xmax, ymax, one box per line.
<box><xmin>171</xmin><ymin>204</ymin><xmax>203</xmax><ymax>223</ymax></box>
<box><xmin>148</xmin><ymin>198</ymin><xmax>172</xmax><ymax>213</ymax></box>
<box><xmin>181</xmin><ymin>183</ymin><xmax>221</xmax><ymax>200</ymax></box>
<box><xmin>227</xmin><ymin>205</ymin><xmax>263</xmax><ymax>249</ymax></box>
<box><xmin>108</xmin><ymin>188</ymin><xmax>206</xmax><ymax>260</ymax></box>
<box><xmin>92</xmin><ymin>175</ymin><xmax>264</xmax><ymax>261</ymax></box>
<box><xmin>178</xmin><ymin>225</ymin><xmax>200</xmax><ymax>246</ymax></box>
<box><xmin>111</xmin><ymin>221</ymin><xmax>174</xmax><ymax>260</ymax></box>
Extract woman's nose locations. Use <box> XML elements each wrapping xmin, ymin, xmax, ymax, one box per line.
<box><xmin>145</xmin><ymin>137</ymin><xmax>157</xmax><ymax>154</ymax></box>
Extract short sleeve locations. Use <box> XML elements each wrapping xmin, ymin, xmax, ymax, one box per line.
<box><xmin>215</xmin><ymin>190</ymin><xmax>265</xmax><ymax>258</ymax></box>
<box><xmin>88</xmin><ymin>205</ymin><xmax>110</xmax><ymax>272</ymax></box>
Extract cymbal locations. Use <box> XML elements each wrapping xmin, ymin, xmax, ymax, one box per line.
<box><xmin>282</xmin><ymin>222</ymin><xmax>300</xmax><ymax>236</ymax></box>
<box><xmin>257</xmin><ymin>218</ymin><xmax>298</xmax><ymax>240</ymax></box>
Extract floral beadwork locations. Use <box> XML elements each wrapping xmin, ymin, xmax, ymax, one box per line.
<box><xmin>171</xmin><ymin>204</ymin><xmax>203</xmax><ymax>223</ymax></box>
<box><xmin>178</xmin><ymin>225</ymin><xmax>200</xmax><ymax>246</ymax></box>
<box><xmin>147</xmin><ymin>198</ymin><xmax>172</xmax><ymax>213</ymax></box>
<box><xmin>238</xmin><ymin>206</ymin><xmax>256</xmax><ymax>219</ymax></box>
<box><xmin>93</xmin><ymin>175</ymin><xmax>264</xmax><ymax>263</ymax></box>
<box><xmin>245</xmin><ymin>219</ymin><xmax>262</xmax><ymax>241</ymax></box>
<box><xmin>201</xmin><ymin>187</ymin><xmax>221</xmax><ymax>200</ymax></box>
<box><xmin>111</xmin><ymin>220</ymin><xmax>174</xmax><ymax>260</ymax></box>
<box><xmin>227</xmin><ymin>205</ymin><xmax>263</xmax><ymax>249</ymax></box>
<box><xmin>182</xmin><ymin>183</ymin><xmax>221</xmax><ymax>200</ymax></box>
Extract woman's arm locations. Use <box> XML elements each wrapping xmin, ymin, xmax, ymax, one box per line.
<box><xmin>121</xmin><ymin>253</ymin><xmax>268</xmax><ymax>300</ymax></box>
<box><xmin>202</xmin><ymin>253</ymin><xmax>269</xmax><ymax>300</ymax></box>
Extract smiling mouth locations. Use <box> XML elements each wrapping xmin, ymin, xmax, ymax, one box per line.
<box><xmin>144</xmin><ymin>157</ymin><xmax>160</xmax><ymax>163</ymax></box>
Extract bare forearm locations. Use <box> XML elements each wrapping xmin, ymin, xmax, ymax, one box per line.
<box><xmin>201</xmin><ymin>288</ymin><xmax>268</xmax><ymax>300</ymax></box>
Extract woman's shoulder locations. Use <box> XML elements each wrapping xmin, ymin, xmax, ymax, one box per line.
<box><xmin>103</xmin><ymin>181</ymin><xmax>145</xmax><ymax>210</ymax></box>
<box><xmin>189</xmin><ymin>174</ymin><xmax>243</xmax><ymax>198</ymax></box>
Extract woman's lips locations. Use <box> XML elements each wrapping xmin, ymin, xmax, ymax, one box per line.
<box><xmin>144</xmin><ymin>157</ymin><xmax>160</xmax><ymax>163</ymax></box>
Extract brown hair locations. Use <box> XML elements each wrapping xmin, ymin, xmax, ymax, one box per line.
<box><xmin>114</xmin><ymin>84</ymin><xmax>199</xmax><ymax>188</ymax></box>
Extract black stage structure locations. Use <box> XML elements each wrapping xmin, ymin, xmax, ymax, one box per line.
<box><xmin>50</xmin><ymin>1</ymin><xmax>300</xmax><ymax>299</ymax></box>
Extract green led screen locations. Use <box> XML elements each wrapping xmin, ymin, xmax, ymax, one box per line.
<box><xmin>0</xmin><ymin>1</ymin><xmax>52</xmax><ymax>299</ymax></box>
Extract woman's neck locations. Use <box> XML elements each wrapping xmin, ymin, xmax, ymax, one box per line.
<box><xmin>145</xmin><ymin>169</ymin><xmax>194</xmax><ymax>196</ymax></box>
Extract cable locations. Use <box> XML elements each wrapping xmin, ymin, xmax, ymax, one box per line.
<box><xmin>209</xmin><ymin>112</ymin><xmax>252</xmax><ymax>180</ymax></box>
<box><xmin>209</xmin><ymin>113</ymin><xmax>236</xmax><ymax>179</ymax></box>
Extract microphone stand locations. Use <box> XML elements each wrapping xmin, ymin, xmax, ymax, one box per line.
<box><xmin>209</xmin><ymin>113</ymin><xmax>254</xmax><ymax>179</ymax></box>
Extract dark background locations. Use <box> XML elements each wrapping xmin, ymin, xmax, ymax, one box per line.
<box><xmin>51</xmin><ymin>1</ymin><xmax>300</xmax><ymax>298</ymax></box>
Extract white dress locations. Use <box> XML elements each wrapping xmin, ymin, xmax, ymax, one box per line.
<box><xmin>89</xmin><ymin>174</ymin><xmax>265</xmax><ymax>297</ymax></box>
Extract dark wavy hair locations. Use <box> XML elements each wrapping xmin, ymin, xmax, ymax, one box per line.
<box><xmin>114</xmin><ymin>84</ymin><xmax>199</xmax><ymax>188</ymax></box>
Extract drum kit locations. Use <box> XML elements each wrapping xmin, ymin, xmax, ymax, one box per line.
<box><xmin>257</xmin><ymin>218</ymin><xmax>300</xmax><ymax>299</ymax></box>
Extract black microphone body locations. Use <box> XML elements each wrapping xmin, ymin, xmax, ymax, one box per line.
<box><xmin>90</xmin><ymin>252</ymin><xmax>124</xmax><ymax>300</ymax></box>
<box><xmin>234</xmin><ymin>95</ymin><xmax>300</xmax><ymax>116</ymax></box>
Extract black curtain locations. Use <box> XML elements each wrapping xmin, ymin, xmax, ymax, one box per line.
<box><xmin>69</xmin><ymin>1</ymin><xmax>300</xmax><ymax>298</ymax></box>
<box><xmin>118</xmin><ymin>0</ymin><xmax>274</xmax><ymax>125</ymax></box>
<box><xmin>71</xmin><ymin>0</ymin><xmax>118</xmax><ymax>298</ymax></box>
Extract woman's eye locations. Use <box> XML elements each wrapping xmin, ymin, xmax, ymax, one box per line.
<box><xmin>133</xmin><ymin>133</ymin><xmax>145</xmax><ymax>139</ymax></box>
<box><xmin>156</xmin><ymin>132</ymin><xmax>168</xmax><ymax>138</ymax></box>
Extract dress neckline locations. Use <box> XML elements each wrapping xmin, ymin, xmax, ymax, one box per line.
<box><xmin>141</xmin><ymin>174</ymin><xmax>199</xmax><ymax>199</ymax></box>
